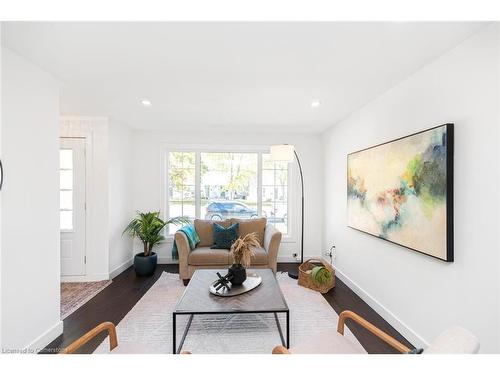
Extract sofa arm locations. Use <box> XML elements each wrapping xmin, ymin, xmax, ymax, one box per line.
<box><xmin>174</xmin><ymin>232</ymin><xmax>191</xmax><ymax>280</ymax></box>
<box><xmin>264</xmin><ymin>224</ymin><xmax>282</xmax><ymax>273</ymax></box>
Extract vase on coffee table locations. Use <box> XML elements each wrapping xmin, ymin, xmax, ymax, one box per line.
<box><xmin>228</xmin><ymin>263</ymin><xmax>247</xmax><ymax>285</ymax></box>
<box><xmin>228</xmin><ymin>232</ymin><xmax>260</xmax><ymax>285</ymax></box>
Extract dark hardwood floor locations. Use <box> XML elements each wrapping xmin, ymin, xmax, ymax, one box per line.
<box><xmin>43</xmin><ymin>263</ymin><xmax>413</xmax><ymax>354</ymax></box>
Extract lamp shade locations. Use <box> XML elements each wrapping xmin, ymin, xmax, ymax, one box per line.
<box><xmin>270</xmin><ymin>144</ymin><xmax>295</xmax><ymax>162</ymax></box>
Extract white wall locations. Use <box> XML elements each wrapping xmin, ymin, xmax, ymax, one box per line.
<box><xmin>108</xmin><ymin>120</ymin><xmax>134</xmax><ymax>277</ymax></box>
<box><xmin>322</xmin><ymin>24</ymin><xmax>500</xmax><ymax>353</ymax></box>
<box><xmin>0</xmin><ymin>23</ymin><xmax>3</xmax><ymax>349</ymax></box>
<box><xmin>1</xmin><ymin>47</ymin><xmax>62</xmax><ymax>351</ymax></box>
<box><xmin>60</xmin><ymin>116</ymin><xmax>110</xmax><ymax>281</ymax></box>
<box><xmin>132</xmin><ymin>130</ymin><xmax>323</xmax><ymax>262</ymax></box>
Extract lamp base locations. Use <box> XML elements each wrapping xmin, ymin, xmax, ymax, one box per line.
<box><xmin>287</xmin><ymin>267</ymin><xmax>299</xmax><ymax>279</ymax></box>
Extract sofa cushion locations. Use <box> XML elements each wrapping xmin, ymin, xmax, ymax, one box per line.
<box><xmin>188</xmin><ymin>247</ymin><xmax>230</xmax><ymax>265</ymax></box>
<box><xmin>231</xmin><ymin>217</ymin><xmax>267</xmax><ymax>245</ymax></box>
<box><xmin>194</xmin><ymin>219</ymin><xmax>231</xmax><ymax>247</ymax></box>
<box><xmin>251</xmin><ymin>247</ymin><xmax>269</xmax><ymax>265</ymax></box>
<box><xmin>229</xmin><ymin>246</ymin><xmax>268</xmax><ymax>265</ymax></box>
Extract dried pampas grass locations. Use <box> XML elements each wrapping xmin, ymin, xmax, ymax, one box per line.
<box><xmin>230</xmin><ymin>232</ymin><xmax>259</xmax><ymax>267</ymax></box>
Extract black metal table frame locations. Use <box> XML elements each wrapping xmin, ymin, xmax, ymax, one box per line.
<box><xmin>172</xmin><ymin>309</ymin><xmax>290</xmax><ymax>354</ymax></box>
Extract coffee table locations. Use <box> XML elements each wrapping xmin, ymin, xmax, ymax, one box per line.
<box><xmin>172</xmin><ymin>268</ymin><xmax>289</xmax><ymax>354</ymax></box>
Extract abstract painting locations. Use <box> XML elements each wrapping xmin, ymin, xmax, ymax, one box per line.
<box><xmin>347</xmin><ymin>124</ymin><xmax>453</xmax><ymax>261</ymax></box>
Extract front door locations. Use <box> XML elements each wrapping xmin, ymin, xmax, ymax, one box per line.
<box><xmin>60</xmin><ymin>138</ymin><xmax>86</xmax><ymax>276</ymax></box>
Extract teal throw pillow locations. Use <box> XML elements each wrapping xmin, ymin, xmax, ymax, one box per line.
<box><xmin>211</xmin><ymin>223</ymin><xmax>239</xmax><ymax>250</ymax></box>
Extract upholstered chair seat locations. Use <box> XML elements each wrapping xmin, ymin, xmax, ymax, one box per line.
<box><xmin>424</xmin><ymin>326</ymin><xmax>480</xmax><ymax>354</ymax></box>
<box><xmin>287</xmin><ymin>331</ymin><xmax>365</xmax><ymax>354</ymax></box>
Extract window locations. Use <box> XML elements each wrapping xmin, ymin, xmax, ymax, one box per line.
<box><xmin>262</xmin><ymin>154</ymin><xmax>288</xmax><ymax>234</ymax></box>
<box><xmin>201</xmin><ymin>152</ymin><xmax>258</xmax><ymax>221</ymax></box>
<box><xmin>166</xmin><ymin>150</ymin><xmax>290</xmax><ymax>235</ymax></box>
<box><xmin>168</xmin><ymin>152</ymin><xmax>196</xmax><ymax>234</ymax></box>
<box><xmin>60</xmin><ymin>149</ymin><xmax>74</xmax><ymax>230</ymax></box>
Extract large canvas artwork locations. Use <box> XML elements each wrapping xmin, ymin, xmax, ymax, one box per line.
<box><xmin>347</xmin><ymin>124</ymin><xmax>454</xmax><ymax>262</ymax></box>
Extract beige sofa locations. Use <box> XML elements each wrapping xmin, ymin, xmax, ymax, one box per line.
<box><xmin>174</xmin><ymin>217</ymin><xmax>282</xmax><ymax>284</ymax></box>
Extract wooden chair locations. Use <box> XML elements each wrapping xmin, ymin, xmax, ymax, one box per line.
<box><xmin>61</xmin><ymin>321</ymin><xmax>191</xmax><ymax>354</ymax></box>
<box><xmin>60</xmin><ymin>322</ymin><xmax>118</xmax><ymax>354</ymax></box>
<box><xmin>273</xmin><ymin>310</ymin><xmax>480</xmax><ymax>354</ymax></box>
<box><xmin>272</xmin><ymin>310</ymin><xmax>410</xmax><ymax>354</ymax></box>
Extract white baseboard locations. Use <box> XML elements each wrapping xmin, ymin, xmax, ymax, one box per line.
<box><xmin>278</xmin><ymin>255</ymin><xmax>325</xmax><ymax>263</ymax></box>
<box><xmin>61</xmin><ymin>273</ymin><xmax>110</xmax><ymax>282</ymax></box>
<box><xmin>331</xmin><ymin>261</ymin><xmax>429</xmax><ymax>348</ymax></box>
<box><xmin>109</xmin><ymin>258</ymin><xmax>133</xmax><ymax>279</ymax></box>
<box><xmin>158</xmin><ymin>257</ymin><xmax>178</xmax><ymax>264</ymax></box>
<box><xmin>23</xmin><ymin>320</ymin><xmax>63</xmax><ymax>353</ymax></box>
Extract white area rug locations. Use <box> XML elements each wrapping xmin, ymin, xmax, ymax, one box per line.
<box><xmin>95</xmin><ymin>272</ymin><xmax>365</xmax><ymax>354</ymax></box>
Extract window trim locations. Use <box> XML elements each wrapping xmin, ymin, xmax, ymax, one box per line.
<box><xmin>161</xmin><ymin>144</ymin><xmax>296</xmax><ymax>243</ymax></box>
<box><xmin>59</xmin><ymin>149</ymin><xmax>75</xmax><ymax>232</ymax></box>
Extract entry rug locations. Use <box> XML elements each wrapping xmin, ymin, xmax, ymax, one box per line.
<box><xmin>61</xmin><ymin>280</ymin><xmax>112</xmax><ymax>319</ymax></box>
<box><xmin>95</xmin><ymin>272</ymin><xmax>365</xmax><ymax>354</ymax></box>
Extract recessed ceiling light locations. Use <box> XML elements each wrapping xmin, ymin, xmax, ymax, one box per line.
<box><xmin>311</xmin><ymin>100</ymin><xmax>321</xmax><ymax>108</ymax></box>
<box><xmin>140</xmin><ymin>99</ymin><xmax>152</xmax><ymax>107</ymax></box>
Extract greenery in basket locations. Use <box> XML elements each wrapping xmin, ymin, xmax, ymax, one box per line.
<box><xmin>309</xmin><ymin>266</ymin><xmax>333</xmax><ymax>286</ymax></box>
<box><xmin>123</xmin><ymin>211</ymin><xmax>190</xmax><ymax>256</ymax></box>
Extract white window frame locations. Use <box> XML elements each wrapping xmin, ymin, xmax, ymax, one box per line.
<box><xmin>161</xmin><ymin>144</ymin><xmax>296</xmax><ymax>243</ymax></box>
<box><xmin>59</xmin><ymin>148</ymin><xmax>75</xmax><ymax>232</ymax></box>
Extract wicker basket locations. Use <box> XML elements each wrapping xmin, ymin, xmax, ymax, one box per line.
<box><xmin>297</xmin><ymin>258</ymin><xmax>335</xmax><ymax>294</ymax></box>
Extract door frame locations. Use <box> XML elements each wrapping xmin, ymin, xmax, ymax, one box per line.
<box><xmin>60</xmin><ymin>116</ymin><xmax>110</xmax><ymax>282</ymax></box>
<box><xmin>60</xmin><ymin>136</ymin><xmax>91</xmax><ymax>282</ymax></box>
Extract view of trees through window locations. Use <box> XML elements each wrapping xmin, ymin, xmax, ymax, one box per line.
<box><xmin>201</xmin><ymin>152</ymin><xmax>258</xmax><ymax>220</ymax></box>
<box><xmin>262</xmin><ymin>154</ymin><xmax>288</xmax><ymax>233</ymax></box>
<box><xmin>167</xmin><ymin>151</ymin><xmax>289</xmax><ymax>235</ymax></box>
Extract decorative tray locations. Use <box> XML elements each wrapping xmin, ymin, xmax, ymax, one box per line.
<box><xmin>209</xmin><ymin>273</ymin><xmax>262</xmax><ymax>297</ymax></box>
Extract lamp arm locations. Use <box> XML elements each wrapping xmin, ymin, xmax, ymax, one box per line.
<box><xmin>293</xmin><ymin>150</ymin><xmax>305</xmax><ymax>264</ymax></box>
<box><xmin>293</xmin><ymin>150</ymin><xmax>304</xmax><ymax>198</ymax></box>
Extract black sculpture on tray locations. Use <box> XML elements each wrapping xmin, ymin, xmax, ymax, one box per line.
<box><xmin>214</xmin><ymin>264</ymin><xmax>246</xmax><ymax>289</ymax></box>
<box><xmin>213</xmin><ymin>271</ymin><xmax>234</xmax><ymax>292</ymax></box>
<box><xmin>210</xmin><ymin>269</ymin><xmax>263</xmax><ymax>297</ymax></box>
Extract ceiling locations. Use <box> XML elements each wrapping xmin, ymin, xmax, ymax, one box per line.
<box><xmin>2</xmin><ymin>22</ymin><xmax>486</xmax><ymax>133</ymax></box>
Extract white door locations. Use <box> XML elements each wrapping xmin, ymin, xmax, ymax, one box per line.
<box><xmin>60</xmin><ymin>138</ymin><xmax>86</xmax><ymax>276</ymax></box>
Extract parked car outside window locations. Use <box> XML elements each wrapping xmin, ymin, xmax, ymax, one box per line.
<box><xmin>204</xmin><ymin>201</ymin><xmax>259</xmax><ymax>220</ymax></box>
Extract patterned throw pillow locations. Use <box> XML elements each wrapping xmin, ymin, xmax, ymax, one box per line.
<box><xmin>210</xmin><ymin>223</ymin><xmax>239</xmax><ymax>250</ymax></box>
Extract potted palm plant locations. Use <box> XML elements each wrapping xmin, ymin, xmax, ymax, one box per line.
<box><xmin>123</xmin><ymin>211</ymin><xmax>189</xmax><ymax>276</ymax></box>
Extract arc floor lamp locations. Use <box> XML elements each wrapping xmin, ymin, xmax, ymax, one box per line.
<box><xmin>270</xmin><ymin>144</ymin><xmax>304</xmax><ymax>279</ymax></box>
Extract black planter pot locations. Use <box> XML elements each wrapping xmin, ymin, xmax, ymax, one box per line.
<box><xmin>134</xmin><ymin>252</ymin><xmax>158</xmax><ymax>276</ymax></box>
<box><xmin>228</xmin><ymin>263</ymin><xmax>247</xmax><ymax>285</ymax></box>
